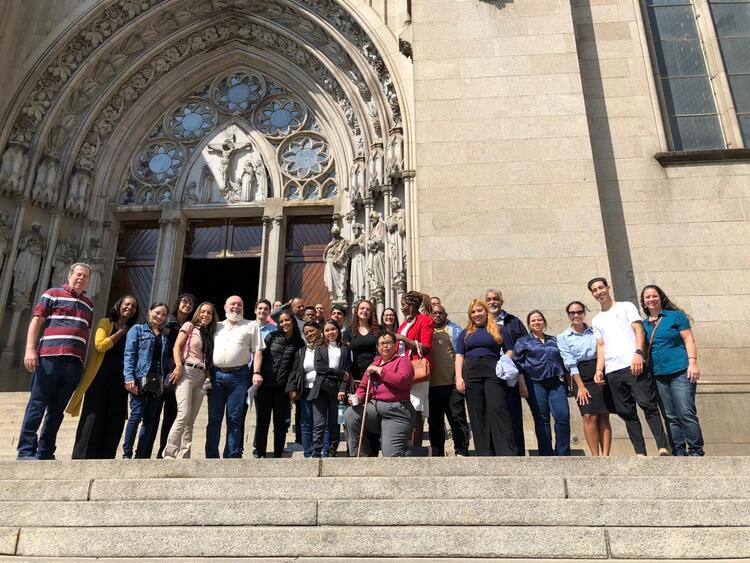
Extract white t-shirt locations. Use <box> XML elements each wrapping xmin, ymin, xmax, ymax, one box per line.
<box><xmin>592</xmin><ymin>301</ymin><xmax>642</xmax><ymax>373</ymax></box>
<box><xmin>303</xmin><ymin>348</ymin><xmax>316</xmax><ymax>388</ymax></box>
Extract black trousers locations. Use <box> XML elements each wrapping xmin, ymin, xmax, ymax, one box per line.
<box><xmin>142</xmin><ymin>386</ymin><xmax>176</xmax><ymax>459</ymax></box>
<box><xmin>463</xmin><ymin>356</ymin><xmax>516</xmax><ymax>456</ymax></box>
<box><xmin>505</xmin><ymin>383</ymin><xmax>526</xmax><ymax>456</ymax></box>
<box><xmin>607</xmin><ymin>367</ymin><xmax>669</xmax><ymax>454</ymax></box>
<box><xmin>428</xmin><ymin>384</ymin><xmax>470</xmax><ymax>456</ymax></box>
<box><xmin>254</xmin><ymin>385</ymin><xmax>290</xmax><ymax>457</ymax></box>
<box><xmin>72</xmin><ymin>368</ymin><xmax>128</xmax><ymax>459</ymax></box>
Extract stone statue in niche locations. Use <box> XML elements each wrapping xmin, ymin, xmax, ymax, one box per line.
<box><xmin>0</xmin><ymin>142</ymin><xmax>30</xmax><ymax>197</ymax></box>
<box><xmin>369</xmin><ymin>148</ymin><xmax>383</xmax><ymax>190</ymax></box>
<box><xmin>0</xmin><ymin>209</ymin><xmax>13</xmax><ymax>273</ymax></box>
<box><xmin>65</xmin><ymin>168</ymin><xmax>92</xmax><ymax>215</ymax></box>
<box><xmin>12</xmin><ymin>222</ymin><xmax>46</xmax><ymax>306</ymax></box>
<box><xmin>82</xmin><ymin>236</ymin><xmax>105</xmax><ymax>300</ymax></box>
<box><xmin>121</xmin><ymin>185</ymin><xmax>136</xmax><ymax>205</ymax></box>
<box><xmin>348</xmin><ymin>222</ymin><xmax>366</xmax><ymax>301</ymax></box>
<box><xmin>386</xmin><ymin>130</ymin><xmax>404</xmax><ymax>179</ymax></box>
<box><xmin>366</xmin><ymin>211</ymin><xmax>386</xmax><ymax>301</ymax></box>
<box><xmin>183</xmin><ymin>181</ymin><xmax>199</xmax><ymax>205</ymax></box>
<box><xmin>323</xmin><ymin>225</ymin><xmax>350</xmax><ymax>305</ymax></box>
<box><xmin>349</xmin><ymin>160</ymin><xmax>365</xmax><ymax>202</ymax></box>
<box><xmin>158</xmin><ymin>190</ymin><xmax>172</xmax><ymax>206</ymax></box>
<box><xmin>51</xmin><ymin>234</ymin><xmax>79</xmax><ymax>287</ymax></box>
<box><xmin>31</xmin><ymin>155</ymin><xmax>61</xmax><ymax>206</ymax></box>
<box><xmin>238</xmin><ymin>149</ymin><xmax>267</xmax><ymax>202</ymax></box>
<box><xmin>200</xmin><ymin>165</ymin><xmax>213</xmax><ymax>203</ymax></box>
<box><xmin>386</xmin><ymin>197</ymin><xmax>407</xmax><ymax>285</ymax></box>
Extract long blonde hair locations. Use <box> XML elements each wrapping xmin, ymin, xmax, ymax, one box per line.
<box><xmin>464</xmin><ymin>299</ymin><xmax>502</xmax><ymax>344</ymax></box>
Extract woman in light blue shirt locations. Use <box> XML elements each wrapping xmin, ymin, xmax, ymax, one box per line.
<box><xmin>641</xmin><ymin>285</ymin><xmax>704</xmax><ymax>456</ymax></box>
<box><xmin>557</xmin><ymin>301</ymin><xmax>614</xmax><ymax>456</ymax></box>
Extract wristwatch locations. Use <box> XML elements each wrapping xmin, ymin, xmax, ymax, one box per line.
<box><xmin>635</xmin><ymin>349</ymin><xmax>644</xmax><ymax>357</ymax></box>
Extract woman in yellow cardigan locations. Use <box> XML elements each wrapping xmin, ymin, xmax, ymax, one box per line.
<box><xmin>68</xmin><ymin>295</ymin><xmax>139</xmax><ymax>459</ymax></box>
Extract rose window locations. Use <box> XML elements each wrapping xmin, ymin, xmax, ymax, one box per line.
<box><xmin>166</xmin><ymin>101</ymin><xmax>216</xmax><ymax>141</ymax></box>
<box><xmin>213</xmin><ymin>73</ymin><xmax>265</xmax><ymax>114</ymax></box>
<box><xmin>279</xmin><ymin>134</ymin><xmax>331</xmax><ymax>179</ymax></box>
<box><xmin>134</xmin><ymin>141</ymin><xmax>185</xmax><ymax>184</ymax></box>
<box><xmin>256</xmin><ymin>96</ymin><xmax>307</xmax><ymax>137</ymax></box>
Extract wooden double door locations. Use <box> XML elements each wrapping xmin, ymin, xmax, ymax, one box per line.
<box><xmin>108</xmin><ymin>215</ymin><xmax>332</xmax><ymax>318</ymax></box>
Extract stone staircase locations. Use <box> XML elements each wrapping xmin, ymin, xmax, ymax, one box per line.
<box><xmin>0</xmin><ymin>457</ymin><xmax>749</xmax><ymax>560</ymax></box>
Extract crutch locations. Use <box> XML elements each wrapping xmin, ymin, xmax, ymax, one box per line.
<box><xmin>356</xmin><ymin>376</ymin><xmax>372</xmax><ymax>458</ymax></box>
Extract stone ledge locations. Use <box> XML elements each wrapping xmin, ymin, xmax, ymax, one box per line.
<box><xmin>0</xmin><ymin>528</ymin><xmax>17</xmax><ymax>556</ymax></box>
<box><xmin>608</xmin><ymin>527</ymin><xmax>750</xmax><ymax>559</ymax></box>
<box><xmin>655</xmin><ymin>148</ymin><xmax>750</xmax><ymax>166</ymax></box>
<box><xmin>15</xmin><ymin>526</ymin><xmax>608</xmax><ymax>559</ymax></box>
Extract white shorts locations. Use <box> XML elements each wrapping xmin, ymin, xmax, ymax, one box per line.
<box><xmin>410</xmin><ymin>380</ymin><xmax>430</xmax><ymax>417</ymax></box>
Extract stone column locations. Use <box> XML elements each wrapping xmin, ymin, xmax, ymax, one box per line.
<box><xmin>363</xmin><ymin>197</ymin><xmax>373</xmax><ymax>300</ymax></box>
<box><xmin>36</xmin><ymin>210</ymin><xmax>63</xmax><ymax>301</ymax></box>
<box><xmin>401</xmin><ymin>169</ymin><xmax>415</xmax><ymax>294</ymax></box>
<box><xmin>151</xmin><ymin>212</ymin><xmax>184</xmax><ymax>304</ymax></box>
<box><xmin>258</xmin><ymin>215</ymin><xmax>271</xmax><ymax>299</ymax></box>
<box><xmin>263</xmin><ymin>214</ymin><xmax>286</xmax><ymax>301</ymax></box>
<box><xmin>0</xmin><ymin>202</ymin><xmax>26</xmax><ymax>331</ymax></box>
<box><xmin>382</xmin><ymin>184</ymin><xmax>393</xmax><ymax>309</ymax></box>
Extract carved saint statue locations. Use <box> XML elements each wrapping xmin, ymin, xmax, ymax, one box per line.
<box><xmin>0</xmin><ymin>142</ymin><xmax>30</xmax><ymax>197</ymax></box>
<box><xmin>207</xmin><ymin>134</ymin><xmax>251</xmax><ymax>196</ymax></box>
<box><xmin>200</xmin><ymin>165</ymin><xmax>214</xmax><ymax>203</ymax></box>
<box><xmin>386</xmin><ymin>197</ymin><xmax>407</xmax><ymax>285</ymax></box>
<box><xmin>12</xmin><ymin>222</ymin><xmax>46</xmax><ymax>305</ymax></box>
<box><xmin>348</xmin><ymin>223</ymin><xmax>367</xmax><ymax>301</ymax></box>
<box><xmin>65</xmin><ymin>168</ymin><xmax>92</xmax><ymax>215</ymax></box>
<box><xmin>386</xmin><ymin>129</ymin><xmax>404</xmax><ymax>179</ymax></box>
<box><xmin>31</xmin><ymin>155</ymin><xmax>61</xmax><ymax>207</ymax></box>
<box><xmin>0</xmin><ymin>209</ymin><xmax>12</xmax><ymax>273</ymax></box>
<box><xmin>52</xmin><ymin>234</ymin><xmax>79</xmax><ymax>288</ymax></box>
<box><xmin>82</xmin><ymin>236</ymin><xmax>105</xmax><ymax>300</ymax></box>
<box><xmin>323</xmin><ymin>225</ymin><xmax>350</xmax><ymax>304</ymax></box>
<box><xmin>349</xmin><ymin>160</ymin><xmax>365</xmax><ymax>202</ymax></box>
<box><xmin>366</xmin><ymin>211</ymin><xmax>386</xmax><ymax>300</ymax></box>
<box><xmin>183</xmin><ymin>181</ymin><xmax>199</xmax><ymax>205</ymax></box>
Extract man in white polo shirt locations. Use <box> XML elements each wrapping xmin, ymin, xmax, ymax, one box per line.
<box><xmin>206</xmin><ymin>295</ymin><xmax>264</xmax><ymax>458</ymax></box>
<box><xmin>589</xmin><ymin>277</ymin><xmax>669</xmax><ymax>456</ymax></box>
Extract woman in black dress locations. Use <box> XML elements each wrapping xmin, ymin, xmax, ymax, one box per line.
<box><xmin>69</xmin><ymin>295</ymin><xmax>139</xmax><ymax>459</ymax></box>
<box><xmin>344</xmin><ymin>299</ymin><xmax>381</xmax><ymax>455</ymax></box>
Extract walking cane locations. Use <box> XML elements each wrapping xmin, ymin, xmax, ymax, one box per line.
<box><xmin>356</xmin><ymin>376</ymin><xmax>372</xmax><ymax>458</ymax></box>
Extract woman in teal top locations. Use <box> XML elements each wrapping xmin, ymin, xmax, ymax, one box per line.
<box><xmin>641</xmin><ymin>285</ymin><xmax>704</xmax><ymax>456</ymax></box>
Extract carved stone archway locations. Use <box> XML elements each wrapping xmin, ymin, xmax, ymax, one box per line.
<box><xmin>0</xmin><ymin>0</ymin><xmax>414</xmax><ymax>369</ymax></box>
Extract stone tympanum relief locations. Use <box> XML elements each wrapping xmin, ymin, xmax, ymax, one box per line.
<box><xmin>120</xmin><ymin>71</ymin><xmax>336</xmax><ymax>207</ymax></box>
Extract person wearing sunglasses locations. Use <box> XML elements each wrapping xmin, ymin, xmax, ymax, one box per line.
<box><xmin>557</xmin><ymin>301</ymin><xmax>614</xmax><ymax>456</ymax></box>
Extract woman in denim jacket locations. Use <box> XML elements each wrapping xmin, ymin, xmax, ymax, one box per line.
<box><xmin>122</xmin><ymin>302</ymin><xmax>170</xmax><ymax>459</ymax></box>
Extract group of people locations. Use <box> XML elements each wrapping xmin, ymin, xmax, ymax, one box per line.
<box><xmin>15</xmin><ymin>262</ymin><xmax>704</xmax><ymax>460</ymax></box>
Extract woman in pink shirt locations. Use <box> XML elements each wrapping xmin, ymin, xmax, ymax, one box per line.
<box><xmin>344</xmin><ymin>332</ymin><xmax>415</xmax><ymax>457</ymax></box>
<box><xmin>162</xmin><ymin>301</ymin><xmax>217</xmax><ymax>459</ymax></box>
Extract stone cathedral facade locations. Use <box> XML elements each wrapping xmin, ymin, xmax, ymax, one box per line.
<box><xmin>0</xmin><ymin>0</ymin><xmax>748</xmax><ymax>452</ymax></box>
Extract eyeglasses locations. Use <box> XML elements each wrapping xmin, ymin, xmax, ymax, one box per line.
<box><xmin>378</xmin><ymin>341</ymin><xmax>395</xmax><ymax>347</ymax></box>
<box><xmin>568</xmin><ymin>310</ymin><xmax>585</xmax><ymax>316</ymax></box>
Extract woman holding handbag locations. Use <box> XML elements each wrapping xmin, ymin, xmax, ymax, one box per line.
<box><xmin>641</xmin><ymin>285</ymin><xmax>704</xmax><ymax>456</ymax></box>
<box><xmin>311</xmin><ymin>320</ymin><xmax>351</xmax><ymax>458</ymax></box>
<box><xmin>162</xmin><ymin>301</ymin><xmax>217</xmax><ymax>459</ymax></box>
<box><xmin>455</xmin><ymin>299</ymin><xmax>516</xmax><ymax>456</ymax></box>
<box><xmin>122</xmin><ymin>302</ymin><xmax>170</xmax><ymax>459</ymax></box>
<box><xmin>395</xmin><ymin>291</ymin><xmax>434</xmax><ymax>448</ymax></box>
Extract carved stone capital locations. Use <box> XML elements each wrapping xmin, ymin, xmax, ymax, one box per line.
<box><xmin>158</xmin><ymin>217</ymin><xmax>181</xmax><ymax>227</ymax></box>
<box><xmin>273</xmin><ymin>215</ymin><xmax>284</xmax><ymax>226</ymax></box>
<box><xmin>402</xmin><ymin>169</ymin><xmax>416</xmax><ymax>180</ymax></box>
<box><xmin>262</xmin><ymin>215</ymin><xmax>272</xmax><ymax>225</ymax></box>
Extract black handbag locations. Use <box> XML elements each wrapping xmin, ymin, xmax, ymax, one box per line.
<box><xmin>140</xmin><ymin>372</ymin><xmax>163</xmax><ymax>397</ymax></box>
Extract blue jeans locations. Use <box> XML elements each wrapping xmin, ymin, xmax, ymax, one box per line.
<box><xmin>205</xmin><ymin>367</ymin><xmax>250</xmax><ymax>458</ymax></box>
<box><xmin>526</xmin><ymin>378</ymin><xmax>571</xmax><ymax>456</ymax></box>
<box><xmin>655</xmin><ymin>371</ymin><xmax>704</xmax><ymax>456</ymax></box>
<box><xmin>122</xmin><ymin>391</ymin><xmax>163</xmax><ymax>458</ymax></box>
<box><xmin>299</xmin><ymin>388</ymin><xmax>331</xmax><ymax>458</ymax></box>
<box><xmin>17</xmin><ymin>356</ymin><xmax>83</xmax><ymax>460</ymax></box>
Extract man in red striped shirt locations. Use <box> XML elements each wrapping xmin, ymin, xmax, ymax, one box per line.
<box><xmin>17</xmin><ymin>263</ymin><xmax>94</xmax><ymax>460</ymax></box>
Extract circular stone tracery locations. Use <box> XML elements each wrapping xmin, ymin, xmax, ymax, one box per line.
<box><xmin>255</xmin><ymin>95</ymin><xmax>307</xmax><ymax>138</ymax></box>
<box><xmin>213</xmin><ymin>72</ymin><xmax>266</xmax><ymax>114</ymax></box>
<box><xmin>279</xmin><ymin>133</ymin><xmax>331</xmax><ymax>180</ymax></box>
<box><xmin>133</xmin><ymin>140</ymin><xmax>186</xmax><ymax>185</ymax></box>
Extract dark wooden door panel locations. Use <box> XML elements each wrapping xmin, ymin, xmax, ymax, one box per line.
<box><xmin>284</xmin><ymin>217</ymin><xmax>331</xmax><ymax>309</ymax></box>
<box><xmin>108</xmin><ymin>264</ymin><xmax>153</xmax><ymax>323</ymax></box>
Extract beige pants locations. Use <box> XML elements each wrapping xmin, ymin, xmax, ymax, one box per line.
<box><xmin>163</xmin><ymin>364</ymin><xmax>205</xmax><ymax>459</ymax></box>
